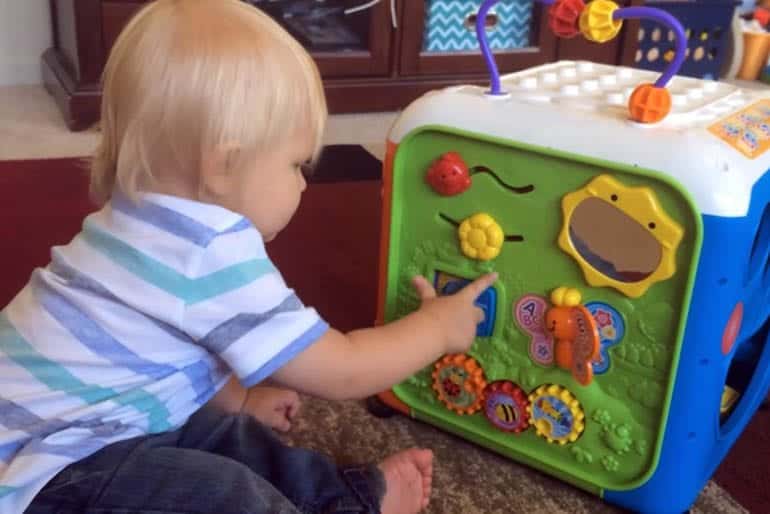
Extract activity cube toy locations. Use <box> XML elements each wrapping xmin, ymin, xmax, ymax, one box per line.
<box><xmin>373</xmin><ymin>1</ymin><xmax>770</xmax><ymax>513</ymax></box>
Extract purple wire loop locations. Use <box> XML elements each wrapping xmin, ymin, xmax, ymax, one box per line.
<box><xmin>476</xmin><ymin>0</ymin><xmax>557</xmax><ymax>95</ymax></box>
<box><xmin>476</xmin><ymin>0</ymin><xmax>505</xmax><ymax>95</ymax></box>
<box><xmin>613</xmin><ymin>6</ymin><xmax>687</xmax><ymax>88</ymax></box>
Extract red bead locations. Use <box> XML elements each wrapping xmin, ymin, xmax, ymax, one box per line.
<box><xmin>549</xmin><ymin>0</ymin><xmax>586</xmax><ymax>39</ymax></box>
<box><xmin>425</xmin><ymin>152</ymin><xmax>472</xmax><ymax>196</ymax></box>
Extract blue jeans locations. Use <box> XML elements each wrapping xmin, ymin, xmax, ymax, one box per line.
<box><xmin>25</xmin><ymin>406</ymin><xmax>384</xmax><ymax>514</ymax></box>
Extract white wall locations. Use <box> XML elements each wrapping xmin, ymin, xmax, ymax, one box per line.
<box><xmin>0</xmin><ymin>0</ymin><xmax>52</xmax><ymax>86</ymax></box>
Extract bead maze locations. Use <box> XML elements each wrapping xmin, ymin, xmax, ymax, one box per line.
<box><xmin>372</xmin><ymin>1</ymin><xmax>770</xmax><ymax>512</ymax></box>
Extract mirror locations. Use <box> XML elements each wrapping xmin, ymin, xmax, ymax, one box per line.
<box><xmin>559</xmin><ymin>174</ymin><xmax>684</xmax><ymax>298</ymax></box>
<box><xmin>569</xmin><ymin>197</ymin><xmax>662</xmax><ymax>283</ymax></box>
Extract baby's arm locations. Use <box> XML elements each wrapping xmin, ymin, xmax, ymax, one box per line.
<box><xmin>271</xmin><ymin>273</ymin><xmax>497</xmax><ymax>401</ymax></box>
<box><xmin>208</xmin><ymin>376</ymin><xmax>301</xmax><ymax>432</ymax></box>
<box><xmin>207</xmin><ymin>375</ymin><xmax>248</xmax><ymax>413</ymax></box>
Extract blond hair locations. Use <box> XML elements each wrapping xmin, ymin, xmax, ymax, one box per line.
<box><xmin>91</xmin><ymin>0</ymin><xmax>327</xmax><ymax>204</ymax></box>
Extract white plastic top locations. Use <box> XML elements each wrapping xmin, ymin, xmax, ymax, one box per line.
<box><xmin>388</xmin><ymin>61</ymin><xmax>770</xmax><ymax>217</ymax></box>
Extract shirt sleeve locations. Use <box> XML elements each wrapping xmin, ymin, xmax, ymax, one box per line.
<box><xmin>181</xmin><ymin>227</ymin><xmax>329</xmax><ymax>387</ymax></box>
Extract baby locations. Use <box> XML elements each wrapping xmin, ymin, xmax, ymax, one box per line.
<box><xmin>1</xmin><ymin>1</ymin><xmax>496</xmax><ymax>513</ymax></box>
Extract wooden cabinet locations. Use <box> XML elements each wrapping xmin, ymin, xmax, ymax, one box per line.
<box><xmin>43</xmin><ymin>0</ymin><xmax>641</xmax><ymax>131</ymax></box>
<box><xmin>399</xmin><ymin>1</ymin><xmax>556</xmax><ymax>76</ymax></box>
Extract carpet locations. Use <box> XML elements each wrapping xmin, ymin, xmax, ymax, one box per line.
<box><xmin>0</xmin><ymin>150</ymin><xmax>755</xmax><ymax>514</ymax></box>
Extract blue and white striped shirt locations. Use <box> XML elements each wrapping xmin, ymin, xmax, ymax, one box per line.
<box><xmin>0</xmin><ymin>191</ymin><xmax>328</xmax><ymax>513</ymax></box>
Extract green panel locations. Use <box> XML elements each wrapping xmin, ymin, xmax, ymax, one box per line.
<box><xmin>384</xmin><ymin>126</ymin><xmax>702</xmax><ymax>494</ymax></box>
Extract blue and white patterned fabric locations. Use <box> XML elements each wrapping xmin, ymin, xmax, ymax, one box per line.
<box><xmin>0</xmin><ymin>191</ymin><xmax>328</xmax><ymax>513</ymax></box>
<box><xmin>423</xmin><ymin>0</ymin><xmax>534</xmax><ymax>53</ymax></box>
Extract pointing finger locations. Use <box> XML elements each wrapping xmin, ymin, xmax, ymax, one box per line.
<box><xmin>412</xmin><ymin>275</ymin><xmax>437</xmax><ymax>301</ymax></box>
<box><xmin>462</xmin><ymin>272</ymin><xmax>498</xmax><ymax>301</ymax></box>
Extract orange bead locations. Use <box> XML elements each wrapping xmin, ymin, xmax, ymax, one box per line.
<box><xmin>628</xmin><ymin>83</ymin><xmax>671</xmax><ymax>123</ymax></box>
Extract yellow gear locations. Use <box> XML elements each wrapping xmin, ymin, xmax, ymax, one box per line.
<box><xmin>432</xmin><ymin>354</ymin><xmax>487</xmax><ymax>415</ymax></box>
<box><xmin>527</xmin><ymin>384</ymin><xmax>585</xmax><ymax>444</ymax></box>
<box><xmin>458</xmin><ymin>213</ymin><xmax>504</xmax><ymax>261</ymax></box>
<box><xmin>579</xmin><ymin>0</ymin><xmax>622</xmax><ymax>43</ymax></box>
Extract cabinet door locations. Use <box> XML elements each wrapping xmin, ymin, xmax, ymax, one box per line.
<box><xmin>399</xmin><ymin>0</ymin><xmax>557</xmax><ymax>76</ymax></box>
<box><xmin>255</xmin><ymin>0</ymin><xmax>395</xmax><ymax>77</ymax></box>
<box><xmin>102</xmin><ymin>1</ymin><xmax>396</xmax><ymax>79</ymax></box>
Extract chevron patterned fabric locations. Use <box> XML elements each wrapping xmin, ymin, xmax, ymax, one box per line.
<box><xmin>423</xmin><ymin>0</ymin><xmax>534</xmax><ymax>53</ymax></box>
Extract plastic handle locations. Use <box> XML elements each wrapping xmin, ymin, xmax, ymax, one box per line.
<box><xmin>475</xmin><ymin>0</ymin><xmax>687</xmax><ymax>95</ymax></box>
<box><xmin>613</xmin><ymin>6</ymin><xmax>686</xmax><ymax>88</ymax></box>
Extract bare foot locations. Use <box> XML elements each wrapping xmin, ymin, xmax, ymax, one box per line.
<box><xmin>378</xmin><ymin>448</ymin><xmax>433</xmax><ymax>514</ymax></box>
<box><xmin>241</xmin><ymin>386</ymin><xmax>301</xmax><ymax>432</ymax></box>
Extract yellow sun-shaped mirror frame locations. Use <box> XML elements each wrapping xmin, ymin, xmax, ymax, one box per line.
<box><xmin>558</xmin><ymin>174</ymin><xmax>684</xmax><ymax>298</ymax></box>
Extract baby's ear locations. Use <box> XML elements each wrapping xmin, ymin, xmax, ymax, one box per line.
<box><xmin>200</xmin><ymin>143</ymin><xmax>241</xmax><ymax>200</ymax></box>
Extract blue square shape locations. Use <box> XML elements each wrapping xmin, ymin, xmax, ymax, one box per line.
<box><xmin>474</xmin><ymin>286</ymin><xmax>497</xmax><ymax>337</ymax></box>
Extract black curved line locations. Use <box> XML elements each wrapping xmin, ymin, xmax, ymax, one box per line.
<box><xmin>439</xmin><ymin>213</ymin><xmax>460</xmax><ymax>228</ymax></box>
<box><xmin>470</xmin><ymin>166</ymin><xmax>535</xmax><ymax>194</ymax></box>
<box><xmin>438</xmin><ymin>213</ymin><xmax>524</xmax><ymax>242</ymax></box>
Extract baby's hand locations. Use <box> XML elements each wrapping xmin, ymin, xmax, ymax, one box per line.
<box><xmin>412</xmin><ymin>272</ymin><xmax>499</xmax><ymax>355</ymax></box>
<box><xmin>241</xmin><ymin>386</ymin><xmax>301</xmax><ymax>432</ymax></box>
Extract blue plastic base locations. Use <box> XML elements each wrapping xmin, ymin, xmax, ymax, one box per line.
<box><xmin>605</xmin><ymin>168</ymin><xmax>770</xmax><ymax>513</ymax></box>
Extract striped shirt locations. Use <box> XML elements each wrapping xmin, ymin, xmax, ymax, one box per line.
<box><xmin>0</xmin><ymin>191</ymin><xmax>328</xmax><ymax>513</ymax></box>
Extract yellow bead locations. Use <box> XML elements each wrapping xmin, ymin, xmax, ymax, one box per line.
<box><xmin>579</xmin><ymin>0</ymin><xmax>622</xmax><ymax>43</ymax></box>
<box><xmin>461</xmin><ymin>241</ymin><xmax>478</xmax><ymax>259</ymax></box>
<box><xmin>468</xmin><ymin>229</ymin><xmax>487</xmax><ymax>248</ymax></box>
<box><xmin>550</xmin><ymin>286</ymin><xmax>582</xmax><ymax>307</ymax></box>
<box><xmin>479</xmin><ymin>245</ymin><xmax>501</xmax><ymax>261</ymax></box>
<box><xmin>458</xmin><ymin>213</ymin><xmax>504</xmax><ymax>261</ymax></box>
<box><xmin>472</xmin><ymin>213</ymin><xmax>495</xmax><ymax>229</ymax></box>
<box><xmin>550</xmin><ymin>286</ymin><xmax>567</xmax><ymax>306</ymax></box>
<box><xmin>564</xmin><ymin>288</ymin><xmax>582</xmax><ymax>307</ymax></box>
<box><xmin>486</xmin><ymin>224</ymin><xmax>504</xmax><ymax>248</ymax></box>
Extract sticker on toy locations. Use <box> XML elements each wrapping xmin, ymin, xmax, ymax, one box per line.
<box><xmin>528</xmin><ymin>384</ymin><xmax>585</xmax><ymax>445</ymax></box>
<box><xmin>584</xmin><ymin>302</ymin><xmax>626</xmax><ymax>374</ymax></box>
<box><xmin>514</xmin><ymin>294</ymin><xmax>554</xmax><ymax>366</ymax></box>
<box><xmin>483</xmin><ymin>380</ymin><xmax>530</xmax><ymax>433</ymax></box>
<box><xmin>432</xmin><ymin>354</ymin><xmax>487</xmax><ymax>415</ymax></box>
<box><xmin>709</xmin><ymin>99</ymin><xmax>770</xmax><ymax>159</ymax></box>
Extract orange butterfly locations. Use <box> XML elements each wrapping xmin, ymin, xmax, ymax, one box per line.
<box><xmin>544</xmin><ymin>287</ymin><xmax>601</xmax><ymax>386</ymax></box>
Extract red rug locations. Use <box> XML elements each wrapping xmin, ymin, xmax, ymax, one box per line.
<box><xmin>0</xmin><ymin>154</ymin><xmax>766</xmax><ymax>513</ymax></box>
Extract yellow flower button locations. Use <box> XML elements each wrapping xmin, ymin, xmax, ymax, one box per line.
<box><xmin>458</xmin><ymin>213</ymin><xmax>504</xmax><ymax>261</ymax></box>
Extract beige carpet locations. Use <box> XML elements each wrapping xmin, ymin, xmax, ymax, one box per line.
<box><xmin>283</xmin><ymin>397</ymin><xmax>747</xmax><ymax>514</ymax></box>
